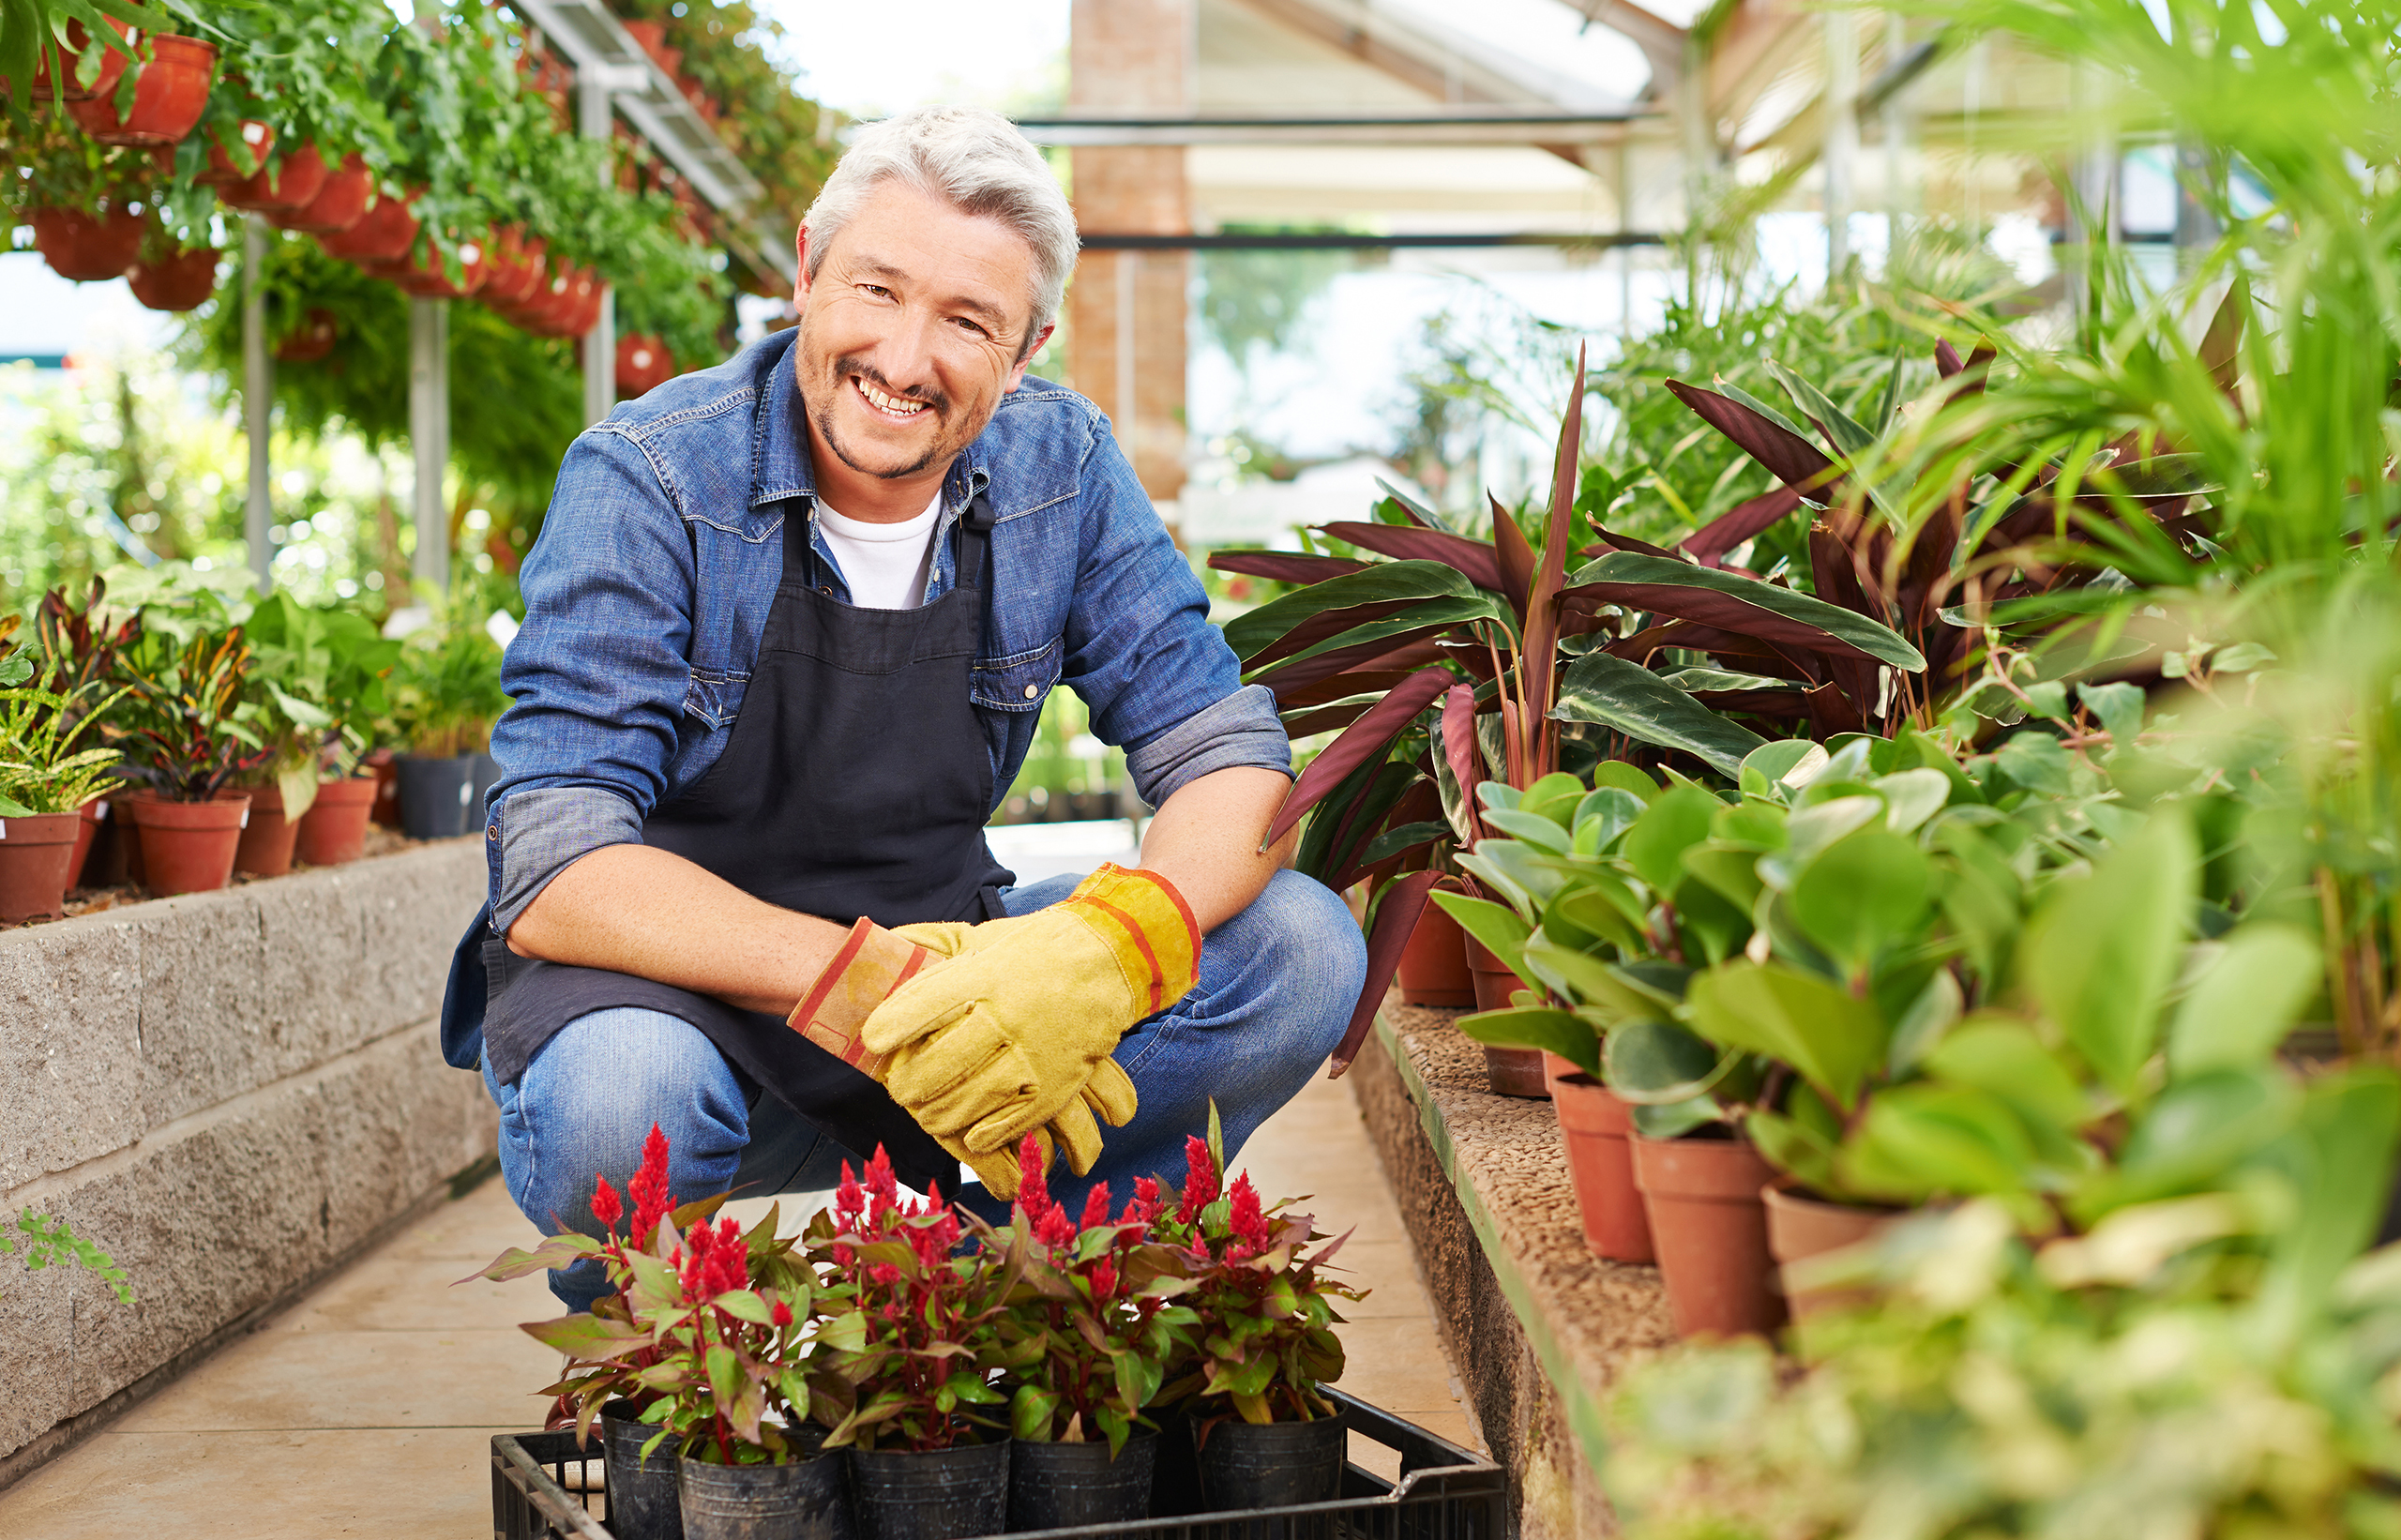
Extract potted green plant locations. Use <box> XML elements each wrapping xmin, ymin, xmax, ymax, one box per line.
<box><xmin>0</xmin><ymin>616</ymin><xmax>126</xmax><ymax>921</ymax></box>
<box><xmin>234</xmin><ymin>593</ymin><xmax>400</xmax><ymax>873</ymax></box>
<box><xmin>807</xmin><ymin>1148</ymin><xmax>1015</xmax><ymax>1540</ymax></box>
<box><xmin>389</xmin><ymin>601</ymin><xmax>508</xmax><ymax>839</ymax></box>
<box><xmin>25</xmin><ymin>577</ymin><xmax>139</xmax><ymax>889</ymax></box>
<box><xmin>1148</xmin><ymin>1114</ymin><xmax>1362</xmax><ymax>1513</ymax></box>
<box><xmin>103</xmin><ymin>577</ymin><xmax>264</xmax><ymax>897</ymax></box>
<box><xmin>979</xmin><ymin>1137</ymin><xmax>1196</xmax><ymax>1530</ymax></box>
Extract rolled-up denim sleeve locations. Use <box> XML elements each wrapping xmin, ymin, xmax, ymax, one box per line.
<box><xmin>485</xmin><ymin>425</ymin><xmax>698</xmax><ymax>933</ymax></box>
<box><xmin>1058</xmin><ymin>417</ymin><xmax>1291</xmax><ymax>809</ymax></box>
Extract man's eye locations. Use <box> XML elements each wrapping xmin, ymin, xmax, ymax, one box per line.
<box><xmin>861</xmin><ymin>284</ymin><xmax>894</xmax><ymax>300</ymax></box>
<box><xmin>954</xmin><ymin>316</ymin><xmax>989</xmax><ymax>338</ymax></box>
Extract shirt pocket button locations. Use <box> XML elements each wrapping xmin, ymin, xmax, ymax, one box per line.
<box><xmin>1022</xmin><ymin>685</ymin><xmax>1038</xmax><ymax>700</ymax></box>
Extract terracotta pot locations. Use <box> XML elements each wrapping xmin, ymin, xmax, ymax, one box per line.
<box><xmin>264</xmin><ymin>153</ymin><xmax>372</xmax><ymax>234</ymax></box>
<box><xmin>1761</xmin><ymin>1185</ymin><xmax>1901</xmax><ymax>1321</ymax></box>
<box><xmin>198</xmin><ymin>118</ymin><xmax>275</xmax><ymax>185</ymax></box>
<box><xmin>295</xmin><ymin>776</ymin><xmax>376</xmax><ymax>867</ymax></box>
<box><xmin>615</xmin><ymin>333</ymin><xmax>675</xmax><ymax>398</ymax></box>
<box><xmin>1463</xmin><ymin>935</ymin><xmax>1549</xmax><ymax>1098</ymax></box>
<box><xmin>233</xmin><ymin>781</ymin><xmax>305</xmax><ymax>878</ymax></box>
<box><xmin>68</xmin><ymin>796</ymin><xmax>110</xmax><ymax>890</ymax></box>
<box><xmin>1549</xmin><ymin>1063</ymin><xmax>1655</xmax><ymax>1262</ymax></box>
<box><xmin>0</xmin><ymin>812</ymin><xmax>83</xmax><ymax>923</ymax></box>
<box><xmin>66</xmin><ymin>33</ymin><xmax>217</xmax><ymax>147</ymax></box>
<box><xmin>123</xmin><ymin>791</ymin><xmax>251</xmax><ymax>898</ymax></box>
<box><xmin>476</xmin><ymin>227</ymin><xmax>545</xmax><ymax>305</ymax></box>
<box><xmin>316</xmin><ymin>189</ymin><xmax>419</xmax><ymax>264</ymax></box>
<box><xmin>273</xmin><ymin>309</ymin><xmax>339</xmax><ymax>364</ymax></box>
<box><xmin>382</xmin><ymin>234</ymin><xmax>487</xmax><ymax>298</ymax></box>
<box><xmin>367</xmin><ymin>749</ymin><xmax>401</xmax><ymax>828</ymax></box>
<box><xmin>1395</xmin><ymin>897</ymin><xmax>1474</xmax><ymax>1007</ymax></box>
<box><xmin>126</xmin><ymin>244</ymin><xmax>219</xmax><ymax>310</ymax></box>
<box><xmin>1631</xmin><ymin>1131</ymin><xmax>1785</xmax><ymax>1338</ymax></box>
<box><xmin>27</xmin><ymin>19</ymin><xmax>131</xmax><ymax>102</ymax></box>
<box><xmin>219</xmin><ymin>141</ymin><xmax>329</xmax><ymax>214</ymax></box>
<box><xmin>30</xmin><ymin>204</ymin><xmax>145</xmax><ymax>282</ymax></box>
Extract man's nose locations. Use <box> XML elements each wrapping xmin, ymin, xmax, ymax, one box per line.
<box><xmin>868</xmin><ymin>304</ymin><xmax>944</xmax><ymax>392</ymax></box>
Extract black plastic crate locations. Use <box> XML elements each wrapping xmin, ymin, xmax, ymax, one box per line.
<box><xmin>492</xmin><ymin>1390</ymin><xmax>1504</xmax><ymax>1540</ymax></box>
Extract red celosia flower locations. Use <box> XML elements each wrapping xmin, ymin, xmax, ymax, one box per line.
<box><xmin>590</xmin><ymin>1175</ymin><xmax>624</xmax><ymax>1233</ymax></box>
<box><xmin>1229</xmin><ymin>1174</ymin><xmax>1270</xmax><ymax>1251</ymax></box>
<box><xmin>835</xmin><ymin>1160</ymin><xmax>867</xmax><ymax>1227</ymax></box>
<box><xmin>870</xmin><ymin>1261</ymin><xmax>901</xmax><ymax>1289</ymax></box>
<box><xmin>1129</xmin><ymin>1176</ymin><xmax>1162</xmax><ymax>1228</ymax></box>
<box><xmin>865</xmin><ymin>1146</ymin><xmax>900</xmax><ymax>1224</ymax></box>
<box><xmin>1089</xmin><ymin>1257</ymin><xmax>1119</xmax><ymax>1301</ymax></box>
<box><xmin>1035</xmin><ymin>1201</ymin><xmax>1077</xmax><ymax>1247</ymax></box>
<box><xmin>1177</xmin><ymin>1136</ymin><xmax>1219</xmax><ymax>1223</ymax></box>
<box><xmin>771</xmin><ymin>1297</ymin><xmax>794</xmax><ymax>1327</ymax></box>
<box><xmin>1080</xmin><ymin>1182</ymin><xmax>1113</xmax><ymax>1232</ymax></box>
<box><xmin>627</xmin><ymin>1124</ymin><xmax>674</xmax><ymax>1247</ymax></box>
<box><xmin>1016</xmin><ymin>1134</ymin><xmax>1052</xmax><ymax>1226</ymax></box>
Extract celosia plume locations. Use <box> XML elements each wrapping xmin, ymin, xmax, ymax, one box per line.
<box><xmin>627</xmin><ymin>1123</ymin><xmax>674</xmax><ymax>1247</ymax></box>
<box><xmin>1177</xmin><ymin>1135</ymin><xmax>1219</xmax><ymax>1223</ymax></box>
<box><xmin>590</xmin><ymin>1175</ymin><xmax>624</xmax><ymax>1233</ymax></box>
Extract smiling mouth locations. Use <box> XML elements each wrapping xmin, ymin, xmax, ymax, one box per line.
<box><xmin>853</xmin><ymin>375</ymin><xmax>931</xmax><ymax>422</ymax></box>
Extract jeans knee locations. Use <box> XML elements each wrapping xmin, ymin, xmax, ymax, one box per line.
<box><xmin>1218</xmin><ymin>869</ymin><xmax>1365</xmax><ymax>1046</ymax></box>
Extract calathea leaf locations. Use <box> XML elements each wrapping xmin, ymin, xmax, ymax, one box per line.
<box><xmin>1553</xmin><ymin>650</ymin><xmax>1767</xmax><ymax>780</ymax></box>
<box><xmin>1566</xmin><ymin>551</ymin><xmax>1925</xmax><ymax>670</ymax></box>
<box><xmin>1223</xmin><ymin>560</ymin><xmax>1487</xmax><ymax>662</ymax></box>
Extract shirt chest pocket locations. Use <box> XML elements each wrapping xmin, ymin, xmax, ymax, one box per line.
<box><xmin>683</xmin><ymin>668</ymin><xmax>750</xmax><ymax>732</ymax></box>
<box><xmin>971</xmin><ymin>636</ymin><xmax>1063</xmax><ymax>713</ymax></box>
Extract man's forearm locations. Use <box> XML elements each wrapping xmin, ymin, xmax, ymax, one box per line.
<box><xmin>506</xmin><ymin>843</ymin><xmax>849</xmax><ymax>1015</ymax></box>
<box><xmin>1138</xmin><ymin>765</ymin><xmax>1298</xmax><ymax>933</ymax></box>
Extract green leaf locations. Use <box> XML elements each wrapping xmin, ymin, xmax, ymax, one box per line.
<box><xmin>1623</xmin><ymin>784</ymin><xmax>1722</xmax><ymax>895</ymax></box>
<box><xmin>1680</xmin><ymin>843</ymin><xmax>1765</xmax><ymax>914</ymax></box>
<box><xmin>1871</xmin><ymin>769</ymin><xmax>1953</xmax><ymax>833</ymax></box>
<box><xmin>1787</xmin><ymin>828</ymin><xmax>1932</xmax><ymax>976</ymax></box>
<box><xmin>1922</xmin><ymin>1017</ymin><xmax>2088</xmax><ymax>1132</ymax></box>
<box><xmin>1483</xmin><ymin>808</ymin><xmax>1570</xmax><ymax>853</ymax></box>
<box><xmin>1570</xmin><ymin>788</ymin><xmax>1647</xmax><ymax>854</ymax></box>
<box><xmin>2025</xmin><ymin>809</ymin><xmax>2197</xmax><ymax>1098</ymax></box>
<box><xmin>1552</xmin><ymin>650</ymin><xmax>1769</xmax><ymax>779</ymax></box>
<box><xmin>1684</xmin><ymin>962</ymin><xmax>1888</xmax><ymax>1112</ymax></box>
<box><xmin>1519</xmin><ymin>770</ymin><xmax>1586</xmax><ymax>826</ymax></box>
<box><xmin>1591</xmin><ymin>761</ymin><xmax>1662</xmax><ymax>803</ymax></box>
<box><xmin>522</xmin><ymin>1313</ymin><xmax>651</xmax><ymax>1360</ymax></box>
<box><xmin>1992</xmin><ymin>731</ymin><xmax>2074</xmax><ymax>795</ymax></box>
<box><xmin>1456</xmin><ymin>1006</ymin><xmax>1599</xmax><ymax>1076</ymax></box>
<box><xmin>1224</xmin><ymin>560</ymin><xmax>1491</xmax><ymax>661</ymax></box>
<box><xmin>1431</xmin><ymin>892</ymin><xmax>1534</xmax><ymax>986</ymax></box>
<box><xmin>1837</xmin><ymin>1083</ymin><xmax>2044</xmax><ymax>1203</ymax></box>
<box><xmin>2167</xmin><ymin>923</ymin><xmax>2321</xmax><ymax>1079</ymax></box>
<box><xmin>1603</xmin><ymin>1018</ymin><xmax>1728</xmax><ymax>1104</ymax></box>
<box><xmin>1740</xmin><ymin>741</ymin><xmax>1829</xmax><ymax>798</ymax></box>
<box><xmin>1887</xmin><ymin>970</ymin><xmax>1961</xmax><ymax>1074</ymax></box>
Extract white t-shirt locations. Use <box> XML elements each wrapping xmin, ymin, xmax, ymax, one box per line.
<box><xmin>815</xmin><ymin>492</ymin><xmax>941</xmax><ymax>610</ymax></box>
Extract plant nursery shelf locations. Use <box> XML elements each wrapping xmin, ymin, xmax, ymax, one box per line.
<box><xmin>1349</xmin><ymin>1003</ymin><xmax>1676</xmax><ymax>1540</ymax></box>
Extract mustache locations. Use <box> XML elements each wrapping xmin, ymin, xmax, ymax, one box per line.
<box><xmin>837</xmin><ymin>356</ymin><xmax>948</xmax><ymax>416</ymax></box>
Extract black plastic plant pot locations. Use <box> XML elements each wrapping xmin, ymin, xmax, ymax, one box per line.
<box><xmin>1006</xmin><ymin>1433</ymin><xmax>1157</xmax><ymax>1531</ymax></box>
<box><xmin>678</xmin><ymin>1450</ymin><xmax>852</xmax><ymax>1540</ymax></box>
<box><xmin>1197</xmin><ymin>1412</ymin><xmax>1347</xmax><ymax>1513</ymax></box>
<box><xmin>396</xmin><ymin>753</ymin><xmax>476</xmax><ymax>838</ymax></box>
<box><xmin>601</xmin><ymin>1404</ymin><xmax>685</xmax><ymax>1540</ymax></box>
<box><xmin>470</xmin><ymin>751</ymin><xmax>502</xmax><ymax>825</ymax></box>
<box><xmin>847</xmin><ymin>1439</ymin><xmax>1010</xmax><ymax>1540</ymax></box>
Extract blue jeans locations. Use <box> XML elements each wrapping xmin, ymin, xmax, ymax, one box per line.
<box><xmin>483</xmin><ymin>868</ymin><xmax>1365</xmax><ymax>1309</ymax></box>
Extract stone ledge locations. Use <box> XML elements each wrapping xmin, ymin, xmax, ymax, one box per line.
<box><xmin>1349</xmin><ymin>1004</ymin><xmax>1675</xmax><ymax>1540</ymax></box>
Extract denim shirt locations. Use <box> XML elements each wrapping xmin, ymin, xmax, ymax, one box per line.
<box><xmin>483</xmin><ymin>328</ymin><xmax>1288</xmax><ymax>931</ymax></box>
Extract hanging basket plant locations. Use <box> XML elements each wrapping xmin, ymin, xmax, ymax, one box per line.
<box><xmin>264</xmin><ymin>150</ymin><xmax>371</xmax><ymax>234</ymax></box>
<box><xmin>217</xmin><ymin>139</ymin><xmax>327</xmax><ymax>213</ymax></box>
<box><xmin>65</xmin><ymin>30</ymin><xmax>216</xmax><ymax>147</ymax></box>
<box><xmin>271</xmin><ymin>307</ymin><xmax>337</xmax><ymax>363</ymax></box>
<box><xmin>19</xmin><ymin>15</ymin><xmax>131</xmax><ymax>103</ymax></box>
<box><xmin>314</xmin><ymin>183</ymin><xmax>417</xmax><ymax>264</ymax></box>
<box><xmin>614</xmin><ymin>332</ymin><xmax>674</xmax><ymax>398</ymax></box>
<box><xmin>194</xmin><ymin>117</ymin><xmax>271</xmax><ymax>185</ymax></box>
<box><xmin>125</xmin><ymin>224</ymin><xmax>218</xmax><ymax>310</ymax></box>
<box><xmin>29</xmin><ymin>199</ymin><xmax>143</xmax><ymax>279</ymax></box>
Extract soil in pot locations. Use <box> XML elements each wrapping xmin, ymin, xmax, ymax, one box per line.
<box><xmin>31</xmin><ymin>204</ymin><xmax>144</xmax><ymax>281</ymax></box>
<box><xmin>218</xmin><ymin>142</ymin><xmax>329</xmax><ymax>214</ymax></box>
<box><xmin>233</xmin><ymin>781</ymin><xmax>305</xmax><ymax>878</ymax></box>
<box><xmin>679</xmin><ymin>1450</ymin><xmax>852</xmax><ymax>1540</ymax></box>
<box><xmin>1463</xmin><ymin>937</ymin><xmax>1550</xmax><ymax>1098</ymax></box>
<box><xmin>847</xmin><ymin>1440</ymin><xmax>1009</xmax><ymax>1540</ymax></box>
<box><xmin>602</xmin><ymin>1403</ymin><xmax>684</xmax><ymax>1540</ymax></box>
<box><xmin>1195</xmin><ymin>1412</ymin><xmax>1346</xmax><ymax>1513</ymax></box>
<box><xmin>124</xmin><ymin>791</ymin><xmax>250</xmax><ymax>897</ymax></box>
<box><xmin>1548</xmin><ymin>1062</ymin><xmax>1654</xmax><ymax>1263</ymax></box>
<box><xmin>1631</xmin><ymin>1128</ymin><xmax>1786</xmax><ymax>1338</ymax></box>
<box><xmin>294</xmin><ymin>776</ymin><xmax>376</xmax><ymax>866</ymax></box>
<box><xmin>127</xmin><ymin>244</ymin><xmax>219</xmax><ymax>311</ymax></box>
<box><xmin>1761</xmin><ymin>1185</ymin><xmax>1901</xmax><ymax>1321</ymax></box>
<box><xmin>1007</xmin><ymin>1434</ymin><xmax>1157</xmax><ymax>1531</ymax></box>
<box><xmin>66</xmin><ymin>33</ymin><xmax>216</xmax><ymax>145</ymax></box>
<box><xmin>397</xmin><ymin>754</ymin><xmax>477</xmax><ymax>838</ymax></box>
<box><xmin>1395</xmin><ymin>898</ymin><xmax>1473</xmax><ymax>1007</ymax></box>
<box><xmin>0</xmin><ymin>812</ymin><xmax>83</xmax><ymax>922</ymax></box>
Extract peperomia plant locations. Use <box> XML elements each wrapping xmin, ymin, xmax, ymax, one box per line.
<box><xmin>979</xmin><ymin>1136</ymin><xmax>1199</xmax><ymax>1456</ymax></box>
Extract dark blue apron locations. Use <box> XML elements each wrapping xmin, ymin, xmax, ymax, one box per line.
<box><xmin>439</xmin><ymin>494</ymin><xmax>1015</xmax><ymax>1194</ymax></box>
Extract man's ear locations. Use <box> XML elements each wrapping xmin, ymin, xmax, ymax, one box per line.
<box><xmin>791</xmin><ymin>226</ymin><xmax>811</xmax><ymax>310</ymax></box>
<box><xmin>1007</xmin><ymin>323</ymin><xmax>1056</xmax><ymax>390</ymax></box>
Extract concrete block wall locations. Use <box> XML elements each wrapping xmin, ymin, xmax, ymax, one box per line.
<box><xmin>0</xmin><ymin>842</ymin><xmax>496</xmax><ymax>1477</ymax></box>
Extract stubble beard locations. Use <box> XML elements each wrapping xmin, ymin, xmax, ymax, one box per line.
<box><xmin>799</xmin><ymin>329</ymin><xmax>970</xmax><ymax>483</ymax></box>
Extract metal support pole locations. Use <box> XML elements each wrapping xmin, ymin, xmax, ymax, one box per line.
<box><xmin>409</xmin><ymin>297</ymin><xmax>450</xmax><ymax>593</ymax></box>
<box><xmin>1824</xmin><ymin>11</ymin><xmax>1859</xmax><ymax>277</ymax></box>
<box><xmin>581</xmin><ymin>66</ymin><xmax>616</xmax><ymax>424</ymax></box>
<box><xmin>242</xmin><ymin>216</ymin><xmax>273</xmax><ymax>594</ymax></box>
<box><xmin>1114</xmin><ymin>249</ymin><xmax>1140</xmax><ymax>483</ymax></box>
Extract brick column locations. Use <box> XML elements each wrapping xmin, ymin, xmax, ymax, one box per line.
<box><xmin>1067</xmin><ymin>0</ymin><xmax>1192</xmax><ymax>509</ymax></box>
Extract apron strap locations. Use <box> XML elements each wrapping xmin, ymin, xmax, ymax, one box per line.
<box><xmin>954</xmin><ymin>492</ymin><xmax>995</xmax><ymax>593</ymax></box>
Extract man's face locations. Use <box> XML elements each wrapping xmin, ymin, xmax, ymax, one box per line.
<box><xmin>791</xmin><ymin>180</ymin><xmax>1053</xmax><ymax>485</ymax></box>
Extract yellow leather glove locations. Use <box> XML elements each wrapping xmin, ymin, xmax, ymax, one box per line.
<box><xmin>863</xmin><ymin>864</ymin><xmax>1200</xmax><ymax>1167</ymax></box>
<box><xmin>784</xmin><ymin>922</ymin><xmax>1090</xmax><ymax>1200</ymax></box>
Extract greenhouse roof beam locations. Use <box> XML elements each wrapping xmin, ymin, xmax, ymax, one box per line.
<box><xmin>511</xmin><ymin>0</ymin><xmax>797</xmax><ymax>283</ymax></box>
<box><xmin>1012</xmin><ymin>111</ymin><xmax>1660</xmax><ymax>147</ymax></box>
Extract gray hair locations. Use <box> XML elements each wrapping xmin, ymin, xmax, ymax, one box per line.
<box><xmin>802</xmin><ymin>106</ymin><xmax>1080</xmax><ymax>353</ymax></box>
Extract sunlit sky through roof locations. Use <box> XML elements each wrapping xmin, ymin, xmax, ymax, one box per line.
<box><xmin>755</xmin><ymin>0</ymin><xmax>1701</xmax><ymax>118</ymax></box>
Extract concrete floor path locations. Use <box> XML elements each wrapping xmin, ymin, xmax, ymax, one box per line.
<box><xmin>0</xmin><ymin>1060</ymin><xmax>1475</xmax><ymax>1536</ymax></box>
